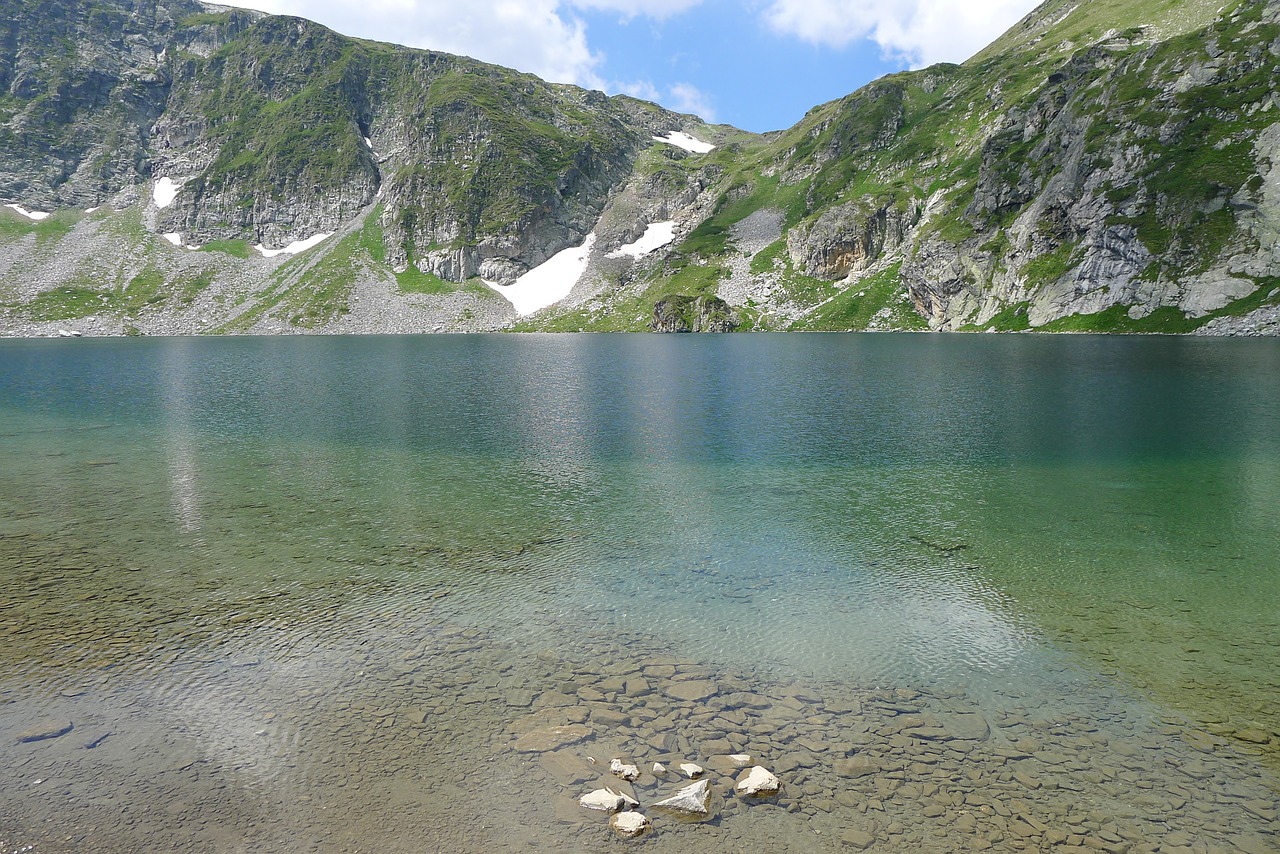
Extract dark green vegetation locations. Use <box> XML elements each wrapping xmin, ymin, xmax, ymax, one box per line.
<box><xmin>11</xmin><ymin>264</ymin><xmax>216</xmax><ymax>322</ymax></box>
<box><xmin>1</xmin><ymin>0</ymin><xmax>1277</xmax><ymax>334</ymax></box>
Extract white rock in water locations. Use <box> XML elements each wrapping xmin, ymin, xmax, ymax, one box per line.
<box><xmin>728</xmin><ymin>754</ymin><xmax>753</xmax><ymax>767</ymax></box>
<box><xmin>579</xmin><ymin>789</ymin><xmax>626</xmax><ymax>813</ymax></box>
<box><xmin>652</xmin><ymin>762</ymin><xmax>667</xmax><ymax>775</ymax></box>
<box><xmin>610</xmin><ymin>758</ymin><xmax>640</xmax><ymax>781</ymax></box>
<box><xmin>652</xmin><ymin>779</ymin><xmax>711</xmax><ymax>816</ymax></box>
<box><xmin>678</xmin><ymin>762</ymin><xmax>705</xmax><ymax>779</ymax></box>
<box><xmin>735</xmin><ymin>766</ymin><xmax>782</xmax><ymax>797</ymax></box>
<box><xmin>610</xmin><ymin>812</ymin><xmax>652</xmax><ymax>839</ymax></box>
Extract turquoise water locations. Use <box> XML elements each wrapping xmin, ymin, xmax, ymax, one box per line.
<box><xmin>0</xmin><ymin>334</ymin><xmax>1277</xmax><ymax>853</ymax></box>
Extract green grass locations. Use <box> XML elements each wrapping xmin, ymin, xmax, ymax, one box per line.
<box><xmin>17</xmin><ymin>263</ymin><xmax>203</xmax><ymax>321</ymax></box>
<box><xmin>198</xmin><ymin>239</ymin><xmax>253</xmax><ymax>259</ymax></box>
<box><xmin>1024</xmin><ymin>241</ymin><xmax>1079</xmax><ymax>286</ymax></box>
<box><xmin>1037</xmin><ymin>304</ymin><xmax>1204</xmax><ymax>333</ymax></box>
<box><xmin>24</xmin><ymin>285</ymin><xmax>113</xmax><ymax>321</ymax></box>
<box><xmin>0</xmin><ymin>208</ymin><xmax>81</xmax><ymax>246</ymax></box>
<box><xmin>791</xmin><ymin>263</ymin><xmax>928</xmax><ymax>331</ymax></box>
<box><xmin>967</xmin><ymin>301</ymin><xmax>1033</xmax><ymax>332</ymax></box>
<box><xmin>396</xmin><ymin>265</ymin><xmax>452</xmax><ymax>294</ymax></box>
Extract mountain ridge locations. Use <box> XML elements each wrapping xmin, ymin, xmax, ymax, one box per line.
<box><xmin>1</xmin><ymin>0</ymin><xmax>1278</xmax><ymax>335</ymax></box>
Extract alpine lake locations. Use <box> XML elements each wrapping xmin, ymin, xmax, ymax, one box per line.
<box><xmin>0</xmin><ymin>333</ymin><xmax>1276</xmax><ymax>853</ymax></box>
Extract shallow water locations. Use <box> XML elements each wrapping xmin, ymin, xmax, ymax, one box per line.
<box><xmin>0</xmin><ymin>334</ymin><xmax>1276</xmax><ymax>853</ymax></box>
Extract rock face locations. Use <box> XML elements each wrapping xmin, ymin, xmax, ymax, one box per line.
<box><xmin>0</xmin><ymin>0</ymin><xmax>687</xmax><ymax>274</ymax></box>
<box><xmin>651</xmin><ymin>295</ymin><xmax>738</xmax><ymax>333</ymax></box>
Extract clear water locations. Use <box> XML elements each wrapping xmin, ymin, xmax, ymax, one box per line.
<box><xmin>0</xmin><ymin>334</ymin><xmax>1276</xmax><ymax>853</ymax></box>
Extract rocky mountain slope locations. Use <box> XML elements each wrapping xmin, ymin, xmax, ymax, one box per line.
<box><xmin>1</xmin><ymin>0</ymin><xmax>1278</xmax><ymax>335</ymax></box>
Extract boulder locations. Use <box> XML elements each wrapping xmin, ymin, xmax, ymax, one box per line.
<box><xmin>652</xmin><ymin>779</ymin><xmax>711</xmax><ymax>817</ymax></box>
<box><xmin>677</xmin><ymin>762</ymin><xmax>705</xmax><ymax>779</ymax></box>
<box><xmin>610</xmin><ymin>812</ymin><xmax>652</xmax><ymax>839</ymax></box>
<box><xmin>580</xmin><ymin>789</ymin><xmax>627</xmax><ymax>813</ymax></box>
<box><xmin>610</xmin><ymin>758</ymin><xmax>640</xmax><ymax>781</ymax></box>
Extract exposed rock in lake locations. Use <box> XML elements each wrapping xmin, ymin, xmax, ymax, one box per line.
<box><xmin>609</xmin><ymin>811</ymin><xmax>652</xmax><ymax>839</ymax></box>
<box><xmin>734</xmin><ymin>766</ymin><xmax>781</xmax><ymax>798</ymax></box>
<box><xmin>677</xmin><ymin>761</ymin><xmax>704</xmax><ymax>779</ymax></box>
<box><xmin>579</xmin><ymin>789</ymin><xmax>626</xmax><ymax>814</ymax></box>
<box><xmin>652</xmin><ymin>779</ymin><xmax>712</xmax><ymax>817</ymax></box>
<box><xmin>609</xmin><ymin>758</ymin><xmax>640</xmax><ymax>782</ymax></box>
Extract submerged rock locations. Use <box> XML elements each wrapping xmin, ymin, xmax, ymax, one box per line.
<box><xmin>735</xmin><ymin>766</ymin><xmax>782</xmax><ymax>798</ymax></box>
<box><xmin>841</xmin><ymin>829</ymin><xmax>876</xmax><ymax>850</ymax></box>
<box><xmin>16</xmin><ymin>720</ymin><xmax>73</xmax><ymax>743</ymax></box>
<box><xmin>512</xmin><ymin>723</ymin><xmax>592</xmax><ymax>753</ymax></box>
<box><xmin>666</xmin><ymin>680</ymin><xmax>719</xmax><ymax>702</ymax></box>
<box><xmin>652</xmin><ymin>779</ymin><xmax>711</xmax><ymax>817</ymax></box>
<box><xmin>610</xmin><ymin>811</ymin><xmax>652</xmax><ymax>839</ymax></box>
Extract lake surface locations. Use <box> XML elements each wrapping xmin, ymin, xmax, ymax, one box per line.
<box><xmin>0</xmin><ymin>334</ymin><xmax>1277</xmax><ymax>853</ymax></box>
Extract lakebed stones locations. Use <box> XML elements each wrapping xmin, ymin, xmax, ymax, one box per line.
<box><xmin>16</xmin><ymin>719</ymin><xmax>73</xmax><ymax>743</ymax></box>
<box><xmin>609</xmin><ymin>811</ymin><xmax>652</xmax><ymax>839</ymax></box>
<box><xmin>734</xmin><ymin>766</ymin><xmax>781</xmax><ymax>798</ymax></box>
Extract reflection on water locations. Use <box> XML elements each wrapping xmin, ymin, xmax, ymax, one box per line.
<box><xmin>0</xmin><ymin>334</ymin><xmax>1277</xmax><ymax>852</ymax></box>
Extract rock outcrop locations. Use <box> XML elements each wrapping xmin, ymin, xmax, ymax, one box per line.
<box><xmin>651</xmin><ymin>295</ymin><xmax>737</xmax><ymax>332</ymax></box>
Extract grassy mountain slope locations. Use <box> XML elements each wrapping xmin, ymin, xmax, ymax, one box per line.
<box><xmin>1</xmin><ymin>0</ymin><xmax>1278</xmax><ymax>335</ymax></box>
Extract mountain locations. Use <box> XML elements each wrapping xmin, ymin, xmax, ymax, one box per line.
<box><xmin>1</xmin><ymin>0</ymin><xmax>1278</xmax><ymax>335</ymax></box>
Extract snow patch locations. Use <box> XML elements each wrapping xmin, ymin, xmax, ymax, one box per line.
<box><xmin>607</xmin><ymin>221</ymin><xmax>676</xmax><ymax>260</ymax></box>
<box><xmin>153</xmin><ymin>177</ymin><xmax>181</xmax><ymax>209</ymax></box>
<box><xmin>254</xmin><ymin>233</ymin><xmax>332</xmax><ymax>258</ymax></box>
<box><xmin>85</xmin><ymin>207</ymin><xmax>99</xmax><ymax>214</ymax></box>
<box><xmin>364</xmin><ymin>137</ymin><xmax>374</xmax><ymax>149</ymax></box>
<box><xmin>485</xmin><ymin>234</ymin><xmax>597</xmax><ymax>316</ymax></box>
<box><xmin>162</xmin><ymin>232</ymin><xmax>183</xmax><ymax>247</ymax></box>
<box><xmin>653</xmin><ymin>131</ymin><xmax>715</xmax><ymax>154</ymax></box>
<box><xmin>4</xmin><ymin>203</ymin><xmax>51</xmax><ymax>221</ymax></box>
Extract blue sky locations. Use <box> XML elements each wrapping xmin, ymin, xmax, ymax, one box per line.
<box><xmin>236</xmin><ymin>0</ymin><xmax>1041</xmax><ymax>133</ymax></box>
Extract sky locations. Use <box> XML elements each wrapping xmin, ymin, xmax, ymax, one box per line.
<box><xmin>231</xmin><ymin>0</ymin><xmax>1042</xmax><ymax>133</ymax></box>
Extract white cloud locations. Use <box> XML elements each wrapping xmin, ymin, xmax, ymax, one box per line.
<box><xmin>762</xmin><ymin>0</ymin><xmax>1038</xmax><ymax>66</ymax></box>
<box><xmin>668</xmin><ymin>82</ymin><xmax>716</xmax><ymax>121</ymax></box>
<box><xmin>568</xmin><ymin>0</ymin><xmax>704</xmax><ymax>18</ymax></box>
<box><xmin>235</xmin><ymin>0</ymin><xmax>604</xmax><ymax>87</ymax></box>
<box><xmin>615</xmin><ymin>79</ymin><xmax>664</xmax><ymax>101</ymax></box>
